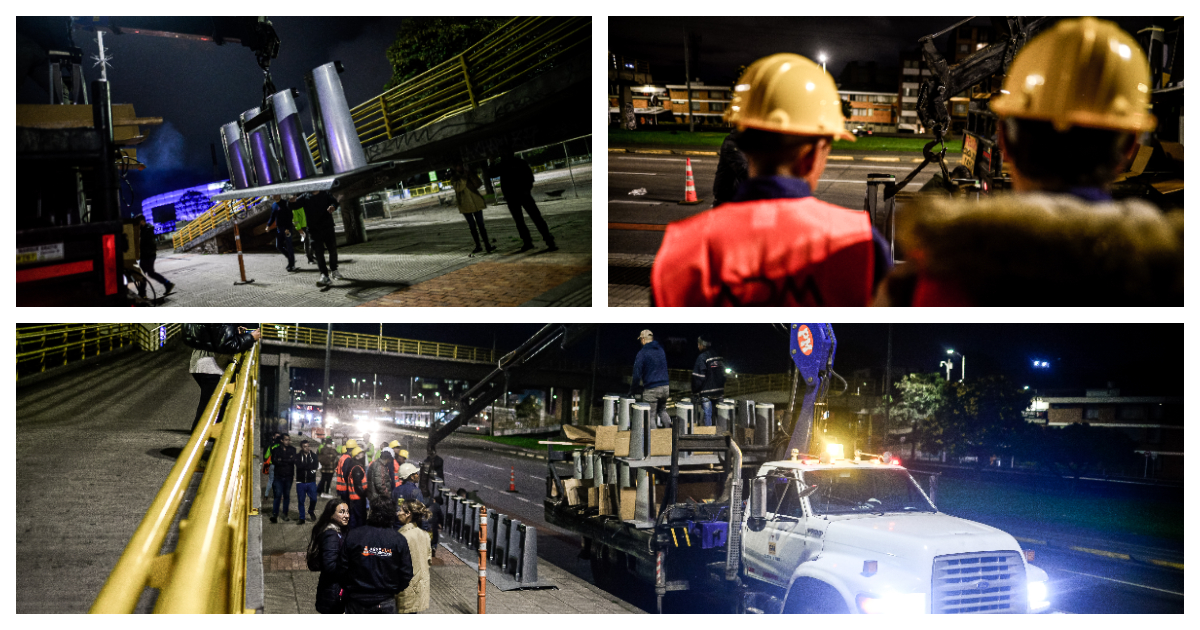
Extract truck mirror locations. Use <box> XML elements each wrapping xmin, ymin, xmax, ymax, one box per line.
<box><xmin>748</xmin><ymin>477</ymin><xmax>767</xmax><ymax>531</ymax></box>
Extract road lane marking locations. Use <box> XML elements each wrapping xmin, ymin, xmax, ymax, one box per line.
<box><xmin>628</xmin><ymin>149</ymin><xmax>673</xmax><ymax>154</ymax></box>
<box><xmin>609</xmin><ymin>223</ymin><xmax>667</xmax><ymax>231</ymax></box>
<box><xmin>1056</xmin><ymin>568</ymin><xmax>1183</xmax><ymax>596</ymax></box>
<box><xmin>1071</xmin><ymin>546</ymin><xmax>1132</xmax><ymax>560</ymax></box>
<box><xmin>482</xmin><ymin>485</ymin><xmax>496</xmax><ymax>491</ymax></box>
<box><xmin>609</xmin><ymin>200</ymin><xmax>665</xmax><ymax>206</ymax></box>
<box><xmin>681</xmin><ymin>150</ymin><xmax>718</xmax><ymax>156</ymax></box>
<box><xmin>610</xmin><ymin>172</ymin><xmax>661</xmax><ymax>176</ymax></box>
<box><xmin>1149</xmin><ymin>559</ymin><xmax>1184</xmax><ymax>571</ymax></box>
<box><xmin>827</xmin><ymin>155</ymin><xmax>855</xmax><ymax>160</ymax></box>
<box><xmin>863</xmin><ymin>156</ymin><xmax>901</xmax><ymax>162</ymax></box>
<box><xmin>515</xmin><ymin>496</ymin><xmax>532</xmax><ymax>503</ymax></box>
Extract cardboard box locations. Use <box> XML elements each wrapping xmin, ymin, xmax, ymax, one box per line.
<box><xmin>587</xmin><ymin>486</ymin><xmax>600</xmax><ymax>508</ymax></box>
<box><xmin>595</xmin><ymin>425</ymin><xmax>618</xmax><ymax>451</ymax></box>
<box><xmin>614</xmin><ymin>431</ymin><xmax>631</xmax><ymax>457</ymax></box>
<box><xmin>561</xmin><ymin>478</ymin><xmax>583</xmax><ymax>506</ymax></box>
<box><xmin>598</xmin><ymin>484</ymin><xmax>614</xmax><ymax>516</ymax></box>
<box><xmin>649</xmin><ymin>428</ymin><xmax>673</xmax><ymax>456</ymax></box>
<box><xmin>619</xmin><ymin>487</ymin><xmax>637</xmax><ymax>520</ymax></box>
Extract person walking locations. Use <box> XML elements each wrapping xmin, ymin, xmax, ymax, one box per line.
<box><xmin>267</xmin><ymin>195</ymin><xmax>298</xmax><ymax>272</ymax></box>
<box><xmin>188</xmin><ymin>324</ymin><xmax>259</xmax><ymax>433</ymax></box>
<box><xmin>338</xmin><ymin>503</ymin><xmax>414</xmax><ymax>613</ymax></box>
<box><xmin>691</xmin><ymin>336</ymin><xmax>726</xmax><ymax>427</ymax></box>
<box><xmin>318</xmin><ymin>437</ymin><xmax>338</xmax><ymax>498</ymax></box>
<box><xmin>262</xmin><ymin>433</ymin><xmax>281</xmax><ymax>502</ymax></box>
<box><xmin>135</xmin><ymin>214</ymin><xmax>175</xmax><ymax>297</ymax></box>
<box><xmin>345</xmin><ymin>447</ymin><xmax>369</xmax><ymax>529</ymax></box>
<box><xmin>335</xmin><ymin>438</ymin><xmax>357</xmax><ymax>504</ymax></box>
<box><xmin>632</xmin><ymin>329</ymin><xmax>672</xmax><ymax>428</ymax></box>
<box><xmin>270</xmin><ymin>434</ymin><xmax>297</xmax><ymax>523</ymax></box>
<box><xmin>367</xmin><ymin>450</ymin><xmax>396</xmax><ymax>513</ymax></box>
<box><xmin>295</xmin><ymin>439</ymin><xmax>319</xmax><ymax>524</ymax></box>
<box><xmin>394</xmin><ymin>500</ymin><xmax>432</xmax><ymax>614</ymax></box>
<box><xmin>309</xmin><ymin>498</ymin><xmax>349</xmax><ymax>614</ymax></box>
<box><xmin>428</xmin><ymin>494</ymin><xmax>444</xmax><ymax>557</ymax></box>
<box><xmin>880</xmin><ymin>17</ymin><xmax>1182</xmax><ymax>307</ymax></box>
<box><xmin>290</xmin><ymin>195</ymin><xmax>315</xmax><ymax>265</ymax></box>
<box><xmin>451</xmin><ymin>164</ymin><xmax>496</xmax><ymax>256</ymax></box>
<box><xmin>652</xmin><ymin>53</ymin><xmax>889</xmax><ymax>306</ymax></box>
<box><xmin>296</xmin><ymin>190</ymin><xmax>343</xmax><ymax>287</ymax></box>
<box><xmin>712</xmin><ymin>131</ymin><xmax>749</xmax><ymax>208</ymax></box>
<box><xmin>496</xmin><ymin>149</ymin><xmax>556</xmax><ymax>252</ymax></box>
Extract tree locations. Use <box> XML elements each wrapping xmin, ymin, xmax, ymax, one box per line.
<box><xmin>384</xmin><ymin>18</ymin><xmax>508</xmax><ymax>91</ymax></box>
<box><xmin>930</xmin><ymin>376</ymin><xmax>1032</xmax><ymax>463</ymax></box>
<box><xmin>872</xmin><ymin>372</ymin><xmax>946</xmax><ymax>454</ymax></box>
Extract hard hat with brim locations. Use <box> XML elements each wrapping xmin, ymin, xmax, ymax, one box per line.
<box><xmin>397</xmin><ymin>463</ymin><xmax>420</xmax><ymax>479</ymax></box>
<box><xmin>388</xmin><ymin>440</ymin><xmax>401</xmax><ymax>449</ymax></box>
<box><xmin>726</xmin><ymin>53</ymin><xmax>855</xmax><ymax>142</ymax></box>
<box><xmin>351</xmin><ymin>447</ymin><xmax>364</xmax><ymax>457</ymax></box>
<box><xmin>345</xmin><ymin>439</ymin><xmax>358</xmax><ymax>450</ymax></box>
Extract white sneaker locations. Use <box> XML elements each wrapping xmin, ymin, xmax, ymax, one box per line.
<box><xmin>331</xmin><ymin>270</ymin><xmax>344</xmax><ymax>281</ymax></box>
<box><xmin>317</xmin><ymin>274</ymin><xmax>331</xmax><ymax>286</ymax></box>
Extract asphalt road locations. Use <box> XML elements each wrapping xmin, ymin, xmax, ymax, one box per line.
<box><xmin>608</xmin><ymin>151</ymin><xmax>937</xmax><ymax>256</ymax></box>
<box><xmin>378</xmin><ymin>427</ymin><xmax>1183</xmax><ymax>614</ymax></box>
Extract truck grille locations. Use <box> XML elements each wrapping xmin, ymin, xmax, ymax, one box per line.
<box><xmin>931</xmin><ymin>551</ymin><xmax>1025</xmax><ymax>614</ymax></box>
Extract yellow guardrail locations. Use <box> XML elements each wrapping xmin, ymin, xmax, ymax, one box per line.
<box><xmin>17</xmin><ymin>324</ymin><xmax>134</xmax><ymax>380</ymax></box>
<box><xmin>262</xmin><ymin>323</ymin><xmax>496</xmax><ymax>363</ymax></box>
<box><xmin>171</xmin><ymin>196</ymin><xmax>265</xmax><ymax>250</ymax></box>
<box><xmin>626</xmin><ymin>367</ymin><xmax>791</xmax><ymax>398</ymax></box>
<box><xmin>91</xmin><ymin>343</ymin><xmax>260</xmax><ymax>613</ymax></box>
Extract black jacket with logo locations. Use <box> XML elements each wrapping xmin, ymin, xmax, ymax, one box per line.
<box><xmin>295</xmin><ymin>449</ymin><xmax>319</xmax><ymax>484</ymax></box>
<box><xmin>338</xmin><ymin>524</ymin><xmax>414</xmax><ymax>604</ymax></box>
<box><xmin>692</xmin><ymin>349</ymin><xmax>727</xmax><ymax>398</ymax></box>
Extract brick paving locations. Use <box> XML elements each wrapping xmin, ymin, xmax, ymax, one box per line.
<box><xmin>608</xmin><ymin>253</ymin><xmax>655</xmax><ymax>307</ymax></box>
<box><xmin>147</xmin><ymin>182</ymin><xmax>592</xmax><ymax>307</ymax></box>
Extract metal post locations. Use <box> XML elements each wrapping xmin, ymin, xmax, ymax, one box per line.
<box><xmin>563</xmin><ymin>141</ymin><xmax>578</xmax><ymax>198</ymax></box>
<box><xmin>232</xmin><ymin>222</ymin><xmax>255</xmax><ymax>285</ymax></box>
<box><xmin>478</xmin><ymin>506</ymin><xmax>487</xmax><ymax>614</ymax></box>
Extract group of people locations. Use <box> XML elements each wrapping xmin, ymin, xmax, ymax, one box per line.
<box><xmin>652</xmin><ymin>17</ymin><xmax>1182</xmax><ymax>307</ymax></box>
<box><xmin>264</xmin><ymin>432</ymin><xmax>448</xmax><ymax>613</ymax></box>
<box><xmin>449</xmin><ymin>149</ymin><xmax>557</xmax><ymax>256</ymax></box>
<box><xmin>629</xmin><ymin>329</ymin><xmax>727</xmax><ymax>428</ymax></box>
<box><xmin>267</xmin><ymin>190</ymin><xmax>343</xmax><ymax>287</ymax></box>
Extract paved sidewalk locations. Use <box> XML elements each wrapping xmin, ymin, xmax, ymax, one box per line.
<box><xmin>149</xmin><ymin>185</ymin><xmax>591</xmax><ymax>307</ymax></box>
<box><xmin>260</xmin><ymin>493</ymin><xmax>640</xmax><ymax>614</ymax></box>
<box><xmin>608</xmin><ymin>253</ymin><xmax>654</xmax><ymax>307</ymax></box>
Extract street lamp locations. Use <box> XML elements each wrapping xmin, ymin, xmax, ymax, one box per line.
<box><xmin>939</xmin><ymin>358</ymin><xmax>954</xmax><ymax>382</ymax></box>
<box><xmin>818</xmin><ymin>52</ymin><xmax>827</xmax><ymax>74</ymax></box>
<box><xmin>946</xmin><ymin>349</ymin><xmax>965</xmax><ymax>382</ymax></box>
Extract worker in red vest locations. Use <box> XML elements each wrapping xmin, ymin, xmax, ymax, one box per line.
<box><xmin>345</xmin><ymin>447</ymin><xmax>369</xmax><ymax>529</ymax></box>
<box><xmin>652</xmin><ymin>53</ymin><xmax>890</xmax><ymax>307</ymax></box>
<box><xmin>335</xmin><ymin>438</ymin><xmax>358</xmax><ymax>503</ymax></box>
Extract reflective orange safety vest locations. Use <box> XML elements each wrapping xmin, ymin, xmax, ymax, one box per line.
<box><xmin>347</xmin><ymin>462</ymin><xmax>367</xmax><ymax>501</ymax></box>
<box><xmin>651</xmin><ymin>197</ymin><xmax>874</xmax><ymax>307</ymax></box>
<box><xmin>334</xmin><ymin>453</ymin><xmax>351</xmax><ymax>493</ymax></box>
<box><xmin>392</xmin><ymin>460</ymin><xmax>401</xmax><ymax>489</ymax></box>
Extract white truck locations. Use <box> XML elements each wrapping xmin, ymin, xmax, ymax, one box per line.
<box><xmin>544</xmin><ymin>324</ymin><xmax>1052</xmax><ymax>614</ymax></box>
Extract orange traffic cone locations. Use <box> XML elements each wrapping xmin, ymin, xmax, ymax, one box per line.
<box><xmin>679</xmin><ymin>158</ymin><xmax>703</xmax><ymax>205</ymax></box>
<box><xmin>507</xmin><ymin>467</ymin><xmax>517</xmax><ymax>493</ymax></box>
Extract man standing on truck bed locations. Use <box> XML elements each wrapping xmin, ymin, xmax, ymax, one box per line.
<box><xmin>692</xmin><ymin>336</ymin><xmax>726</xmax><ymax>427</ymax></box>
<box><xmin>880</xmin><ymin>17</ymin><xmax>1183</xmax><ymax>306</ymax></box>
<box><xmin>632</xmin><ymin>329</ymin><xmax>672</xmax><ymax>428</ymax></box>
<box><xmin>651</xmin><ymin>53</ymin><xmax>891</xmax><ymax>306</ymax></box>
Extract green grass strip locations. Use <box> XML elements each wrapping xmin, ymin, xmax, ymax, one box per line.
<box><xmin>609</xmin><ymin>129</ymin><xmax>964</xmax><ymax>154</ymax></box>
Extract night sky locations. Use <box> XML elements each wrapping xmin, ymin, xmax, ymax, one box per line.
<box><xmin>18</xmin><ymin>17</ymin><xmax>407</xmax><ymax>209</ymax></box>
<box><xmin>609</xmin><ymin>16</ymin><xmax>1164</xmax><ymax>88</ymax></box>
<box><xmin>287</xmin><ymin>323</ymin><xmax>1182</xmax><ymax>396</ymax></box>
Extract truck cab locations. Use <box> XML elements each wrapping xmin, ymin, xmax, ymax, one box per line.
<box><xmin>743</xmin><ymin>452</ymin><xmax>1051</xmax><ymax>614</ymax></box>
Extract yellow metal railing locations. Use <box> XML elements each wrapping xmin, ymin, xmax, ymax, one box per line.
<box><xmin>91</xmin><ymin>343</ymin><xmax>260</xmax><ymax>613</ymax></box>
<box><xmin>262</xmin><ymin>323</ymin><xmax>496</xmax><ymax>363</ymax></box>
<box><xmin>17</xmin><ymin>324</ymin><xmax>135</xmax><ymax>380</ymax></box>
<box><xmin>627</xmin><ymin>367</ymin><xmax>792</xmax><ymax>398</ymax></box>
<box><xmin>172</xmin><ymin>197</ymin><xmax>265</xmax><ymax>250</ymax></box>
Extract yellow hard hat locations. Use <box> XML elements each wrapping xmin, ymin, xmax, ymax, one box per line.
<box><xmin>345</xmin><ymin>439</ymin><xmax>358</xmax><ymax>450</ymax></box>
<box><xmin>351</xmin><ymin>447</ymin><xmax>364</xmax><ymax>457</ymax></box>
<box><xmin>726</xmin><ymin>53</ymin><xmax>855</xmax><ymax>142</ymax></box>
<box><xmin>398</xmin><ymin>449</ymin><xmax>409</xmax><ymax>459</ymax></box>
<box><xmin>991</xmin><ymin>17</ymin><xmax>1156</xmax><ymax>133</ymax></box>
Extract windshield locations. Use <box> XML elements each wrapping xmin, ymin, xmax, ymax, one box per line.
<box><xmin>802</xmin><ymin>468</ymin><xmax>936</xmax><ymax>516</ymax></box>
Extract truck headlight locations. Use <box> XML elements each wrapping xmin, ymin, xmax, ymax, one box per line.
<box><xmin>856</xmin><ymin>592</ymin><xmax>925</xmax><ymax>614</ymax></box>
<box><xmin>1027</xmin><ymin>579</ymin><xmax>1049</xmax><ymax>612</ymax></box>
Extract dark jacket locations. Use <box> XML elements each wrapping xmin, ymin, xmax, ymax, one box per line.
<box><xmin>692</xmin><ymin>348</ymin><xmax>726</xmax><ymax>398</ymax></box>
<box><xmin>713</xmin><ymin>132</ymin><xmax>749</xmax><ymax>206</ymax></box>
<box><xmin>496</xmin><ymin>156</ymin><xmax>535</xmax><ymax>195</ymax></box>
<box><xmin>632</xmin><ymin>340</ymin><xmax>670</xmax><ymax>392</ymax></box>
<box><xmin>318</xmin><ymin>444</ymin><xmax>339</xmax><ymax>472</ymax></box>
<box><xmin>367</xmin><ymin>459</ymin><xmax>396</xmax><ymax>508</ymax></box>
<box><xmin>338</xmin><ymin>524</ymin><xmax>414</xmax><ymax>604</ymax></box>
<box><xmin>346</xmin><ymin>458</ymin><xmax>367</xmax><ymax>499</ymax></box>
<box><xmin>393</xmin><ymin>480</ymin><xmax>425</xmax><ymax>505</ymax></box>
<box><xmin>315</xmin><ymin>524</ymin><xmax>345</xmax><ymax>613</ymax></box>
<box><xmin>195</xmin><ymin>324</ymin><xmax>258</xmax><ymax>355</ymax></box>
<box><xmin>139</xmin><ymin>222</ymin><xmax>158</xmax><ymax>263</ymax></box>
<box><xmin>273</xmin><ymin>444</ymin><xmax>298</xmax><ymax>481</ymax></box>
<box><xmin>295</xmin><ymin>449</ymin><xmax>319</xmax><ymax>484</ymax></box>
<box><xmin>268</xmin><ymin>200</ymin><xmax>296</xmax><ymax>234</ymax></box>
<box><xmin>300</xmin><ymin>191</ymin><xmax>339</xmax><ymax>235</ymax></box>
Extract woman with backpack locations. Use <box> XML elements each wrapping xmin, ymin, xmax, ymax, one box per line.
<box><xmin>309</xmin><ymin>498</ymin><xmax>350</xmax><ymax>614</ymax></box>
<box><xmin>395</xmin><ymin>500</ymin><xmax>432</xmax><ymax>614</ymax></box>
<box><xmin>450</xmin><ymin>163</ymin><xmax>496</xmax><ymax>256</ymax></box>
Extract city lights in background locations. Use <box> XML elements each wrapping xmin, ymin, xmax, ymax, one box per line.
<box><xmin>1033</xmin><ymin>360</ymin><xmax>1050</xmax><ymax>369</ymax></box>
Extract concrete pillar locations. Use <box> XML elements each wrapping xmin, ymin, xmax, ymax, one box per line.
<box><xmin>755</xmin><ymin>402</ymin><xmax>775</xmax><ymax>446</ymax></box>
<box><xmin>618</xmin><ymin>398</ymin><xmax>634</xmax><ymax>431</ymax></box>
<box><xmin>619</xmin><ymin>462</ymin><xmax>631</xmax><ymax>488</ymax></box>
<box><xmin>634</xmin><ymin>468</ymin><xmax>653</xmax><ymax>521</ymax></box>
<box><xmin>715</xmin><ymin>401</ymin><xmax>735</xmax><ymax>434</ymax></box>
<box><xmin>582</xmin><ymin>450</ymin><xmax>594</xmax><ymax>480</ymax></box>
<box><xmin>677</xmin><ymin>397</ymin><xmax>694</xmax><ymax>434</ymax></box>
<box><xmin>630</xmin><ymin>402</ymin><xmax>649</xmax><ymax>460</ymax></box>
<box><xmin>601</xmin><ymin>395</ymin><xmax>619</xmax><ymax>426</ymax></box>
<box><xmin>572</xmin><ymin>450</ymin><xmax>583</xmax><ymax>479</ymax></box>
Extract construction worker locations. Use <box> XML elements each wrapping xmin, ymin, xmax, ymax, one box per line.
<box><xmin>880</xmin><ymin>17</ymin><xmax>1183</xmax><ymax>306</ymax></box>
<box><xmin>651</xmin><ymin>53</ymin><xmax>890</xmax><ymax>306</ymax></box>
<box><xmin>335</xmin><ymin>438</ymin><xmax>358</xmax><ymax>504</ymax></box>
<box><xmin>393</xmin><ymin>463</ymin><xmax>424</xmax><ymax>504</ymax></box>
<box><xmin>346</xmin><ymin>447</ymin><xmax>369</xmax><ymax>529</ymax></box>
<box><xmin>317</xmin><ymin>437</ymin><xmax>338</xmax><ymax>498</ymax></box>
<box><xmin>395</xmin><ymin>449</ymin><xmax>408</xmax><ymax>467</ymax></box>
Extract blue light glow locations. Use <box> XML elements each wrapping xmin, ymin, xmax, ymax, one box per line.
<box><xmin>139</xmin><ymin>180</ymin><xmax>228</xmax><ymax>234</ymax></box>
